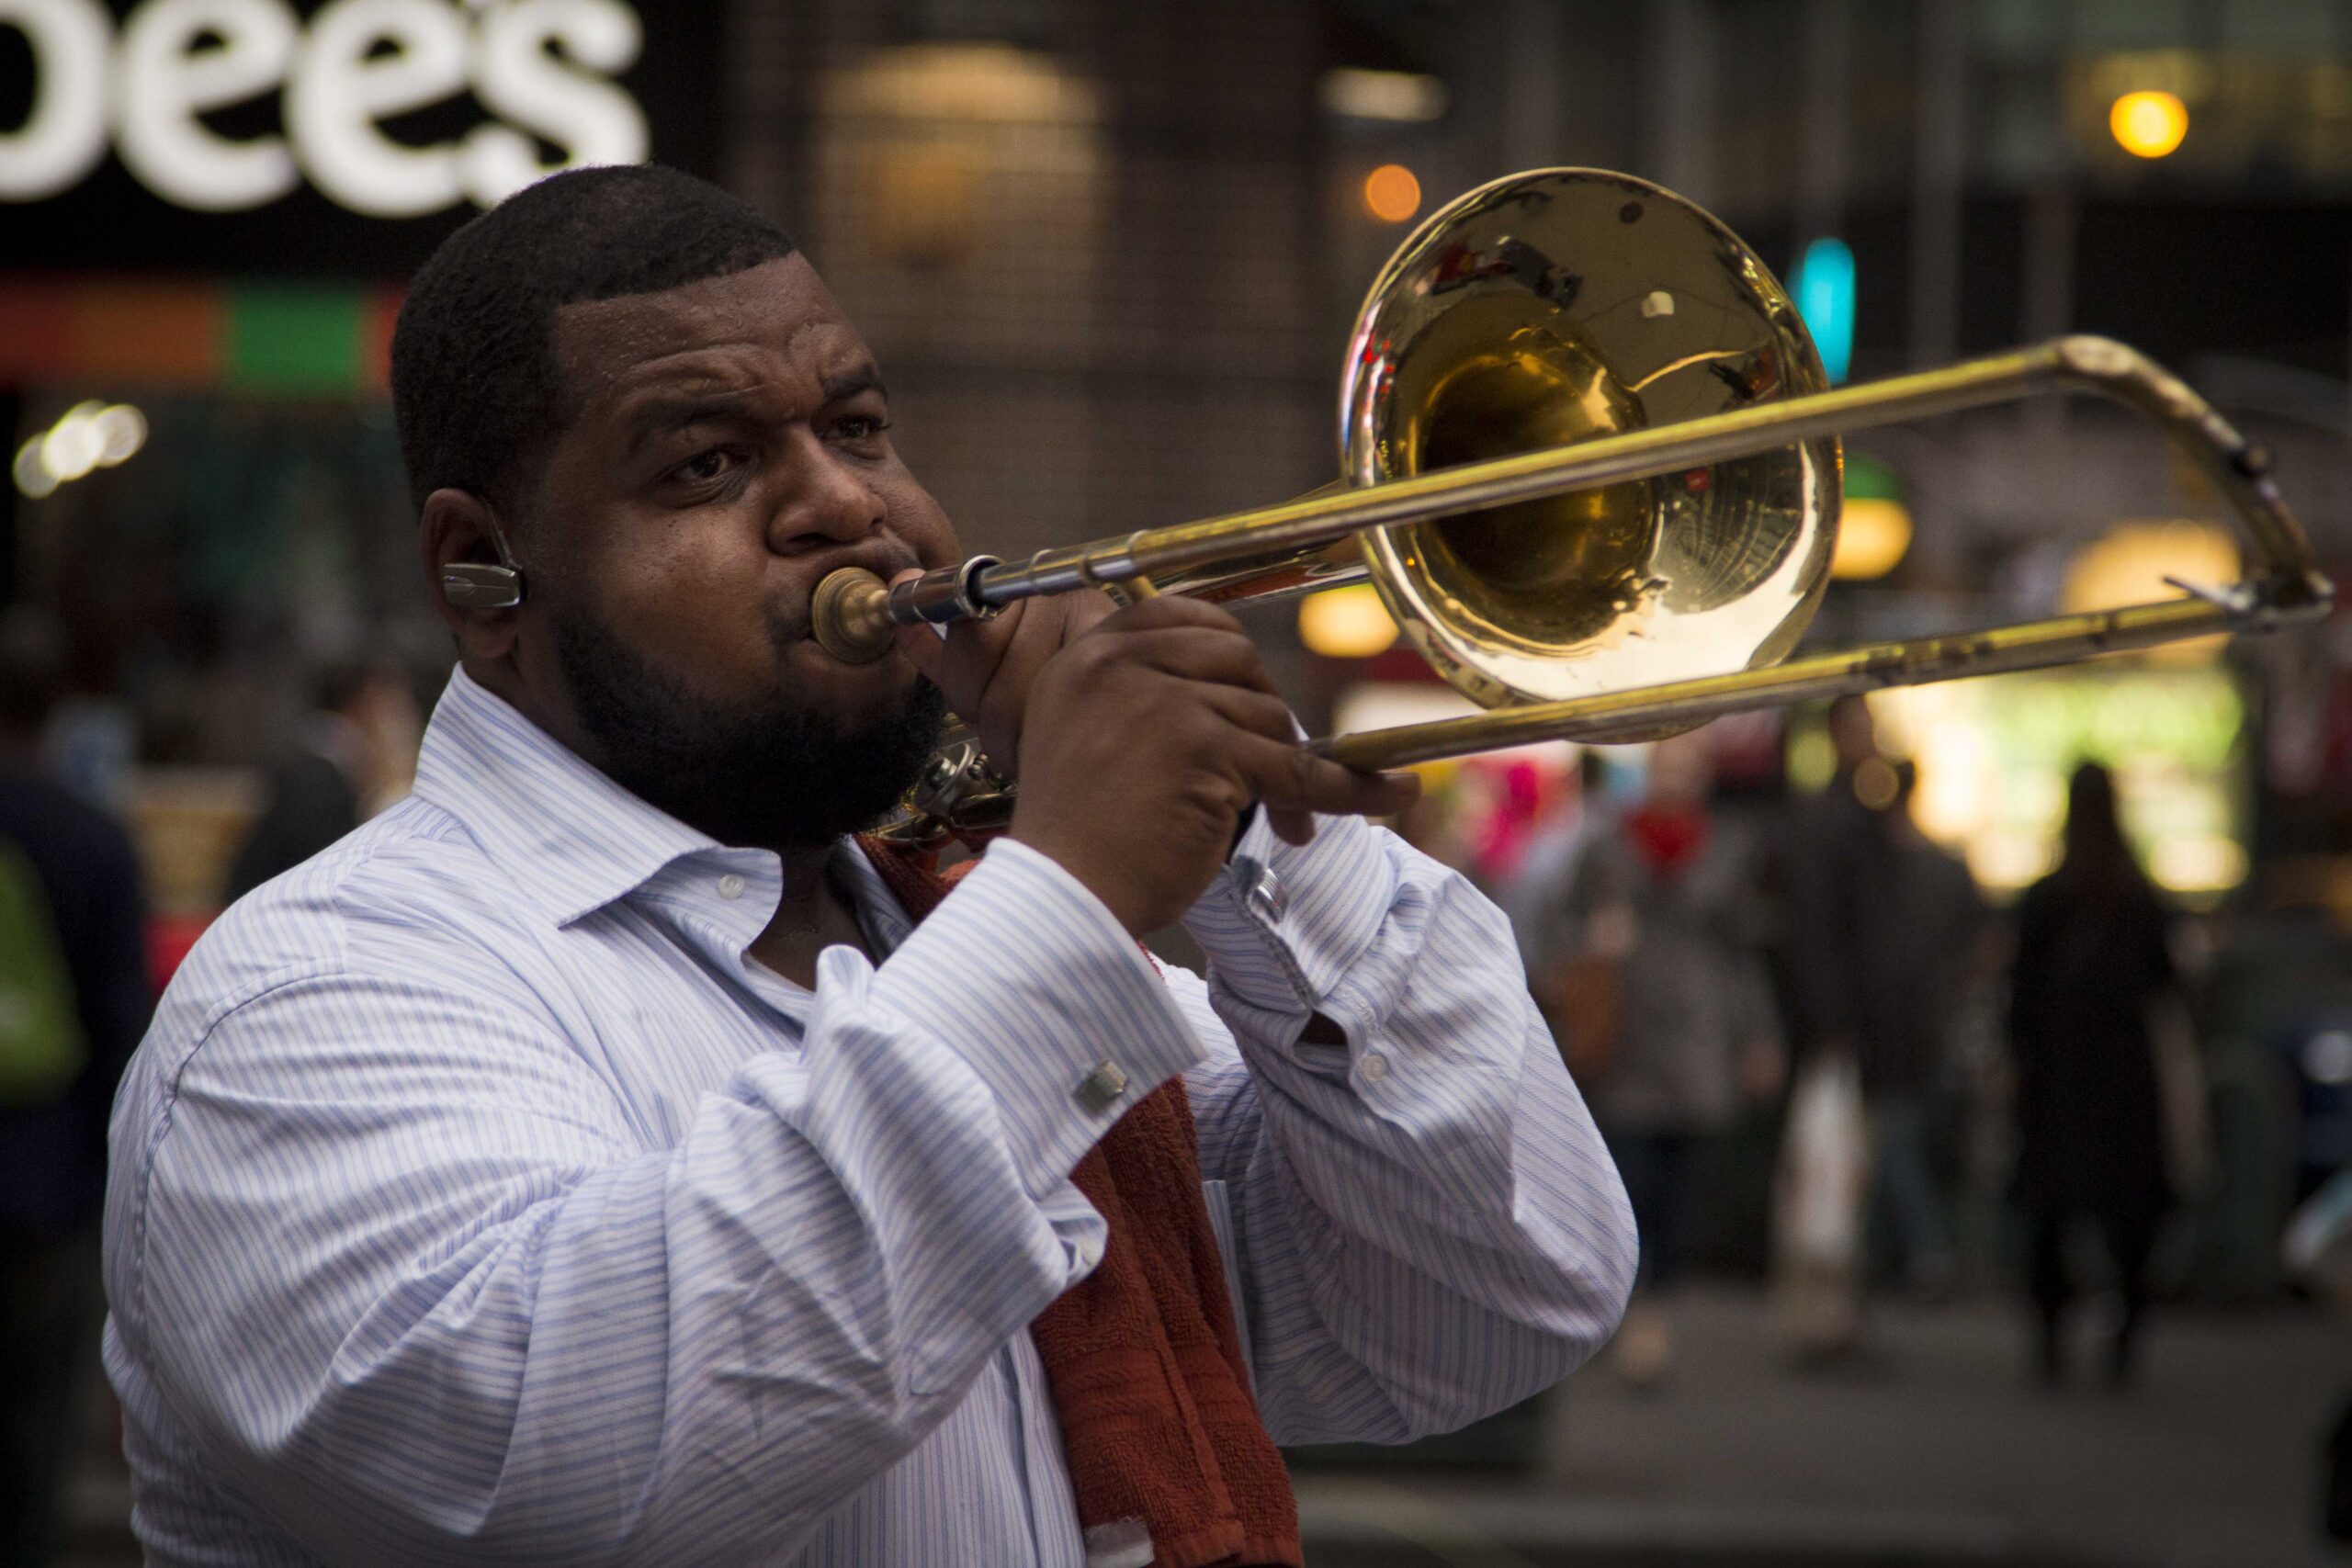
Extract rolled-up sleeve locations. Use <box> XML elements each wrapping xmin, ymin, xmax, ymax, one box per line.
<box><xmin>108</xmin><ymin>842</ymin><xmax>1201</xmax><ymax>1567</ymax></box>
<box><xmin>1176</xmin><ymin>812</ymin><xmax>1636</xmax><ymax>1446</ymax></box>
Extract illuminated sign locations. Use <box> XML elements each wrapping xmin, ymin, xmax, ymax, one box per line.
<box><xmin>1</xmin><ymin>0</ymin><xmax>648</xmax><ymax>215</ymax></box>
<box><xmin>0</xmin><ymin>0</ymin><xmax>716</xmax><ymax>276</ymax></box>
<box><xmin>1867</xmin><ymin>667</ymin><xmax>2249</xmax><ymax>901</ymax></box>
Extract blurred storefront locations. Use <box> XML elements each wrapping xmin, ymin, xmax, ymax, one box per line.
<box><xmin>2</xmin><ymin>0</ymin><xmax>718</xmax><ymax>919</ymax></box>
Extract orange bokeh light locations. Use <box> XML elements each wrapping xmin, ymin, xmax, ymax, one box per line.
<box><xmin>1363</xmin><ymin>164</ymin><xmax>1421</xmax><ymax>223</ymax></box>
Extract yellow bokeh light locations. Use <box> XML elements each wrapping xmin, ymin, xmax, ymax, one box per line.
<box><xmin>1363</xmin><ymin>164</ymin><xmax>1422</xmax><ymax>223</ymax></box>
<box><xmin>2110</xmin><ymin>90</ymin><xmax>2188</xmax><ymax>158</ymax></box>
<box><xmin>2062</xmin><ymin>519</ymin><xmax>2237</xmax><ymax>612</ymax></box>
<box><xmin>1298</xmin><ymin>582</ymin><xmax>1399</xmax><ymax>658</ymax></box>
<box><xmin>2063</xmin><ymin>518</ymin><xmax>2236</xmax><ymax>662</ymax></box>
<box><xmin>1830</xmin><ymin>496</ymin><xmax>1913</xmax><ymax>581</ymax></box>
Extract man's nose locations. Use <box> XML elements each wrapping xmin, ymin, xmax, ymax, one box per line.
<box><xmin>767</xmin><ymin>434</ymin><xmax>885</xmax><ymax>550</ymax></box>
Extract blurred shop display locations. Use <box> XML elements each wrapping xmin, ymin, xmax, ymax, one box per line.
<box><xmin>1</xmin><ymin>0</ymin><xmax>726</xmax><ymax>973</ymax></box>
<box><xmin>1867</xmin><ymin>663</ymin><xmax>2248</xmax><ymax>901</ymax></box>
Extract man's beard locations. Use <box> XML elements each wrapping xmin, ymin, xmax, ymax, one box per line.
<box><xmin>553</xmin><ymin>605</ymin><xmax>946</xmax><ymax>851</ymax></box>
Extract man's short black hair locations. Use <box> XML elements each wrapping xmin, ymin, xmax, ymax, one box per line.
<box><xmin>390</xmin><ymin>164</ymin><xmax>796</xmax><ymax>513</ymax></box>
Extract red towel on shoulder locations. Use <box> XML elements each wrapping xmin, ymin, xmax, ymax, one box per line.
<box><xmin>857</xmin><ymin>837</ymin><xmax>1303</xmax><ymax>1568</ymax></box>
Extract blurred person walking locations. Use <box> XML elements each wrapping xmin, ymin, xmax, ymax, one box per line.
<box><xmin>2007</xmin><ymin>761</ymin><xmax>2179</xmax><ymax>1390</ymax></box>
<box><xmin>1775</xmin><ymin>698</ymin><xmax>1982</xmax><ymax>1359</ymax></box>
<box><xmin>1541</xmin><ymin>728</ymin><xmax>1782</xmax><ymax>1384</ymax></box>
<box><xmin>0</xmin><ymin>612</ymin><xmax>153</xmax><ymax>1565</ymax></box>
<box><xmin>222</xmin><ymin>663</ymin><xmax>422</xmax><ymax>901</ymax></box>
<box><xmin>1506</xmin><ymin>747</ymin><xmax>1615</xmax><ymax>974</ymax></box>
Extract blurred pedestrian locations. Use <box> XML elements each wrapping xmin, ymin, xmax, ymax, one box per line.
<box><xmin>1871</xmin><ymin>761</ymin><xmax>1984</xmax><ymax>1297</ymax></box>
<box><xmin>1506</xmin><ymin>747</ymin><xmax>1615</xmax><ymax>975</ymax></box>
<box><xmin>222</xmin><ymin>662</ymin><xmax>422</xmax><ymax>902</ymax></box>
<box><xmin>1774</xmin><ymin>698</ymin><xmax>1982</xmax><ymax>1359</ymax></box>
<box><xmin>1543</xmin><ymin>728</ymin><xmax>1781</xmax><ymax>1385</ymax></box>
<box><xmin>0</xmin><ymin>611</ymin><xmax>153</xmax><ymax>1564</ymax></box>
<box><xmin>2007</xmin><ymin>761</ymin><xmax>2178</xmax><ymax>1389</ymax></box>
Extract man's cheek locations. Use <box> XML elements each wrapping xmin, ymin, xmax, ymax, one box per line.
<box><xmin>889</xmin><ymin>489</ymin><xmax>958</xmax><ymax>569</ymax></box>
<box><xmin>604</xmin><ymin>575</ymin><xmax>770</xmax><ymax>682</ymax></box>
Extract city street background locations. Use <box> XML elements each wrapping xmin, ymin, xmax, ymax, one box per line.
<box><xmin>9</xmin><ymin>0</ymin><xmax>2352</xmax><ymax>1563</ymax></box>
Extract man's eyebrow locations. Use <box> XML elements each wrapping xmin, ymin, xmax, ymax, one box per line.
<box><xmin>820</xmin><ymin>365</ymin><xmax>888</xmax><ymax>403</ymax></box>
<box><xmin>619</xmin><ymin>391</ymin><xmax>762</xmax><ymax>452</ymax></box>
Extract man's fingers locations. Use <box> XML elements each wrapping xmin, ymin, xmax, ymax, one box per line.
<box><xmin>1201</xmin><ymin>684</ymin><xmax>1304</xmax><ymax>747</ymax></box>
<box><xmin>889</xmin><ymin>618</ymin><xmax>947</xmax><ymax>685</ymax></box>
<box><xmin>1097</xmin><ymin>626</ymin><xmax>1283</xmax><ymax>695</ymax></box>
<box><xmin>1228</xmin><ymin>730</ymin><xmax>1420</xmax><ymax>823</ymax></box>
<box><xmin>1092</xmin><ymin>592</ymin><xmax>1250</xmax><ymax>638</ymax></box>
<box><xmin>1263</xmin><ymin>805</ymin><xmax>1317</xmax><ymax>846</ymax></box>
<box><xmin>891</xmin><ymin>595</ymin><xmax>1024</xmax><ymax>705</ymax></box>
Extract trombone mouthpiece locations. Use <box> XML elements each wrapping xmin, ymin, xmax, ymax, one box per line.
<box><xmin>810</xmin><ymin>568</ymin><xmax>897</xmax><ymax>664</ymax></box>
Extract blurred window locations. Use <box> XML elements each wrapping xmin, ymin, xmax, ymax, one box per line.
<box><xmin>2076</xmin><ymin>0</ymin><xmax>2197</xmax><ymax>53</ymax></box>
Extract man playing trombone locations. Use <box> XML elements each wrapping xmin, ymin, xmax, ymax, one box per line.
<box><xmin>101</xmin><ymin>164</ymin><xmax>1635</xmax><ymax>1567</ymax></box>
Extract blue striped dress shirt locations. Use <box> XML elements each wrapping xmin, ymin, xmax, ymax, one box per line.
<box><xmin>103</xmin><ymin>664</ymin><xmax>1635</xmax><ymax>1566</ymax></box>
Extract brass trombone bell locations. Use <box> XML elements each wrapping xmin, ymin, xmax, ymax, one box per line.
<box><xmin>813</xmin><ymin>169</ymin><xmax>2332</xmax><ymax>775</ymax></box>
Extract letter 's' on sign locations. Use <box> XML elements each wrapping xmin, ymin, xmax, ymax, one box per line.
<box><xmin>0</xmin><ymin>0</ymin><xmax>650</xmax><ymax>215</ymax></box>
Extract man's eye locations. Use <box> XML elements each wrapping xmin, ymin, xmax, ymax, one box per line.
<box><xmin>834</xmin><ymin>415</ymin><xmax>891</xmax><ymax>442</ymax></box>
<box><xmin>675</xmin><ymin>448</ymin><xmax>738</xmax><ymax>483</ymax></box>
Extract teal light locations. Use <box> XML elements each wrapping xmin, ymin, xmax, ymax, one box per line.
<box><xmin>1792</xmin><ymin>236</ymin><xmax>1855</xmax><ymax>385</ymax></box>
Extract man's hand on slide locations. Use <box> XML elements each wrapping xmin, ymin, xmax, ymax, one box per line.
<box><xmin>1003</xmin><ymin>595</ymin><xmax>1418</xmax><ymax>936</ymax></box>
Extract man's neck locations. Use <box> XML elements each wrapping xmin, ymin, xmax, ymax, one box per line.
<box><xmin>771</xmin><ymin>844</ymin><xmax>838</xmax><ymax>922</ymax></box>
<box><xmin>751</xmin><ymin>843</ymin><xmax>873</xmax><ymax>988</ymax></box>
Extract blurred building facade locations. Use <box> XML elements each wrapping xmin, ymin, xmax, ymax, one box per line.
<box><xmin>3</xmin><ymin>0</ymin><xmax>2352</xmax><ymax>910</ymax></box>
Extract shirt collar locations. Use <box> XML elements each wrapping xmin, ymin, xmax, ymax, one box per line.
<box><xmin>413</xmin><ymin>664</ymin><xmax>772</xmax><ymax>929</ymax></box>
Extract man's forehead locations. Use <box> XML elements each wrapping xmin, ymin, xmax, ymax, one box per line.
<box><xmin>551</xmin><ymin>256</ymin><xmax>875</xmax><ymax>404</ymax></box>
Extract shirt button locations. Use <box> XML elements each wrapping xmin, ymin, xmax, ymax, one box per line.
<box><xmin>717</xmin><ymin>874</ymin><xmax>746</xmax><ymax>900</ymax></box>
<box><xmin>1359</xmin><ymin>1051</ymin><xmax>1390</xmax><ymax>1084</ymax></box>
<box><xmin>1076</xmin><ymin>1060</ymin><xmax>1128</xmax><ymax>1111</ymax></box>
<box><xmin>1074</xmin><ymin>1236</ymin><xmax>1104</xmax><ymax>1271</ymax></box>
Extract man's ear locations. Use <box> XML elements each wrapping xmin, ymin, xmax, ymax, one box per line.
<box><xmin>420</xmin><ymin>489</ymin><xmax>526</xmax><ymax>659</ymax></box>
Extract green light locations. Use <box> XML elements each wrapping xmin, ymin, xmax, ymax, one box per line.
<box><xmin>227</xmin><ymin>287</ymin><xmax>364</xmax><ymax>392</ymax></box>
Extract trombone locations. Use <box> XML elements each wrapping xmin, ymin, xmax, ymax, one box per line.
<box><xmin>814</xmin><ymin>169</ymin><xmax>2331</xmax><ymax>801</ymax></box>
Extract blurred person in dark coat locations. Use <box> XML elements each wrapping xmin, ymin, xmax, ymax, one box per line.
<box><xmin>223</xmin><ymin>664</ymin><xmax>422</xmax><ymax>902</ymax></box>
<box><xmin>1546</xmin><ymin>728</ymin><xmax>1782</xmax><ymax>1383</ymax></box>
<box><xmin>0</xmin><ymin>612</ymin><xmax>153</xmax><ymax>1564</ymax></box>
<box><xmin>1778</xmin><ymin>698</ymin><xmax>1982</xmax><ymax>1317</ymax></box>
<box><xmin>2007</xmin><ymin>761</ymin><xmax>2176</xmax><ymax>1389</ymax></box>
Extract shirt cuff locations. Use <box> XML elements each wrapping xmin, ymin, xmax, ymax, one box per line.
<box><xmin>872</xmin><ymin>837</ymin><xmax>1206</xmax><ymax>1201</ymax></box>
<box><xmin>1180</xmin><ymin>808</ymin><xmax>1395</xmax><ymax>1030</ymax></box>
